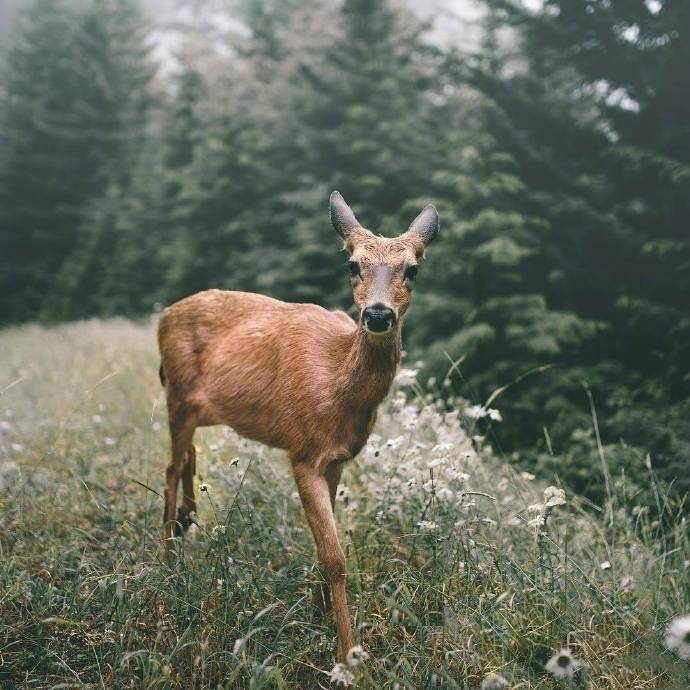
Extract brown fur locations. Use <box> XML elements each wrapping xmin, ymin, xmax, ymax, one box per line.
<box><xmin>158</xmin><ymin>195</ymin><xmax>437</xmax><ymax>661</ymax></box>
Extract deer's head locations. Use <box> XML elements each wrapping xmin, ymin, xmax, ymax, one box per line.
<box><xmin>330</xmin><ymin>191</ymin><xmax>439</xmax><ymax>337</ymax></box>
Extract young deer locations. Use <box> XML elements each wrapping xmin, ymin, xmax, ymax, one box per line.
<box><xmin>157</xmin><ymin>191</ymin><xmax>439</xmax><ymax>661</ymax></box>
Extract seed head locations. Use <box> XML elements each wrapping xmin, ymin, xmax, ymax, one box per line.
<box><xmin>545</xmin><ymin>648</ymin><xmax>585</xmax><ymax>679</ymax></box>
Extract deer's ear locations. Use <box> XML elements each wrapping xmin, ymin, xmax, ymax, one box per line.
<box><xmin>406</xmin><ymin>204</ymin><xmax>439</xmax><ymax>246</ymax></box>
<box><xmin>330</xmin><ymin>191</ymin><xmax>361</xmax><ymax>240</ymax></box>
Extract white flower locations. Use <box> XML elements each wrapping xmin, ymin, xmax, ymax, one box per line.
<box><xmin>395</xmin><ymin>368</ymin><xmax>418</xmax><ymax>386</ymax></box>
<box><xmin>465</xmin><ymin>404</ymin><xmax>487</xmax><ymax>420</ymax></box>
<box><xmin>664</xmin><ymin>614</ymin><xmax>690</xmax><ymax>660</ymax></box>
<box><xmin>210</xmin><ymin>525</ymin><xmax>226</xmax><ymax>540</ymax></box>
<box><xmin>417</xmin><ymin>520</ymin><xmax>439</xmax><ymax>531</ymax></box>
<box><xmin>481</xmin><ymin>672</ymin><xmax>510</xmax><ymax>689</ymax></box>
<box><xmin>345</xmin><ymin>645</ymin><xmax>369</xmax><ymax>667</ymax></box>
<box><xmin>199</xmin><ymin>483</ymin><xmax>210</xmax><ymax>492</ymax></box>
<box><xmin>543</xmin><ymin>486</ymin><xmax>566</xmax><ymax>507</ymax></box>
<box><xmin>600</xmin><ymin>560</ymin><xmax>612</xmax><ymax>570</ymax></box>
<box><xmin>545</xmin><ymin>648</ymin><xmax>585</xmax><ymax>679</ymax></box>
<box><xmin>329</xmin><ymin>662</ymin><xmax>354</xmax><ymax>686</ymax></box>
<box><xmin>487</xmin><ymin>408</ymin><xmax>502</xmax><ymax>422</ymax></box>
<box><xmin>232</xmin><ymin>637</ymin><xmax>246</xmax><ymax>655</ymax></box>
<box><xmin>520</xmin><ymin>471</ymin><xmax>535</xmax><ymax>481</ymax></box>
<box><xmin>385</xmin><ymin>436</ymin><xmax>405</xmax><ymax>450</ymax></box>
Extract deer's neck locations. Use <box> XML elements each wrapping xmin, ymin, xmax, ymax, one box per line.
<box><xmin>337</xmin><ymin>326</ymin><xmax>401</xmax><ymax>408</ymax></box>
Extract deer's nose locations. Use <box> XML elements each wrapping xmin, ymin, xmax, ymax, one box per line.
<box><xmin>362</xmin><ymin>304</ymin><xmax>396</xmax><ymax>333</ymax></box>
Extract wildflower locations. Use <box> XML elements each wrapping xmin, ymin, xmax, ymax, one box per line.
<box><xmin>465</xmin><ymin>404</ymin><xmax>487</xmax><ymax>420</ymax></box>
<box><xmin>395</xmin><ymin>368</ymin><xmax>418</xmax><ymax>386</ymax></box>
<box><xmin>545</xmin><ymin>648</ymin><xmax>585</xmax><ymax>679</ymax></box>
<box><xmin>543</xmin><ymin>486</ymin><xmax>566</xmax><ymax>507</ymax></box>
<box><xmin>345</xmin><ymin>645</ymin><xmax>369</xmax><ymax>667</ymax></box>
<box><xmin>417</xmin><ymin>520</ymin><xmax>439</xmax><ymax>531</ymax></box>
<box><xmin>481</xmin><ymin>672</ymin><xmax>510</xmax><ymax>689</ymax></box>
<box><xmin>487</xmin><ymin>408</ymin><xmax>503</xmax><ymax>422</ymax></box>
<box><xmin>520</xmin><ymin>471</ymin><xmax>535</xmax><ymax>481</ymax></box>
<box><xmin>663</xmin><ymin>614</ymin><xmax>690</xmax><ymax>660</ymax></box>
<box><xmin>600</xmin><ymin>560</ymin><xmax>612</xmax><ymax>570</ymax></box>
<box><xmin>329</xmin><ymin>662</ymin><xmax>355</xmax><ymax>687</ymax></box>
<box><xmin>199</xmin><ymin>483</ymin><xmax>210</xmax><ymax>492</ymax></box>
<box><xmin>232</xmin><ymin>637</ymin><xmax>246</xmax><ymax>655</ymax></box>
<box><xmin>210</xmin><ymin>525</ymin><xmax>226</xmax><ymax>540</ymax></box>
<box><xmin>385</xmin><ymin>436</ymin><xmax>405</xmax><ymax>450</ymax></box>
<box><xmin>104</xmin><ymin>437</ymin><xmax>116</xmax><ymax>446</ymax></box>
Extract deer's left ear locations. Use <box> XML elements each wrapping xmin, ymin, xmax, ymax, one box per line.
<box><xmin>406</xmin><ymin>204</ymin><xmax>439</xmax><ymax>246</ymax></box>
<box><xmin>330</xmin><ymin>191</ymin><xmax>361</xmax><ymax>240</ymax></box>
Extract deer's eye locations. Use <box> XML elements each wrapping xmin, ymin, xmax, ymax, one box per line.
<box><xmin>404</xmin><ymin>265</ymin><xmax>418</xmax><ymax>282</ymax></box>
<box><xmin>349</xmin><ymin>261</ymin><xmax>361</xmax><ymax>278</ymax></box>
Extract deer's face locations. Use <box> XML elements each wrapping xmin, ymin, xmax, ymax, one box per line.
<box><xmin>330</xmin><ymin>192</ymin><xmax>439</xmax><ymax>336</ymax></box>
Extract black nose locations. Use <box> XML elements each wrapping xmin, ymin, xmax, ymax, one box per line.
<box><xmin>363</xmin><ymin>304</ymin><xmax>396</xmax><ymax>333</ymax></box>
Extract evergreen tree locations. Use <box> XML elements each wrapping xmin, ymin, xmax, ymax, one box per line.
<box><xmin>263</xmin><ymin>0</ymin><xmax>452</xmax><ymax>308</ymax></box>
<box><xmin>0</xmin><ymin>0</ymin><xmax>87</xmax><ymax>321</ymax></box>
<box><xmin>0</xmin><ymin>0</ymin><xmax>154</xmax><ymax>322</ymax></box>
<box><xmin>430</xmin><ymin>0</ymin><xmax>690</xmax><ymax>502</ymax></box>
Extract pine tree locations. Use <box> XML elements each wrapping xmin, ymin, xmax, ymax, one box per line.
<box><xmin>0</xmin><ymin>0</ymin><xmax>154</xmax><ymax>322</ymax></box>
<box><xmin>43</xmin><ymin>0</ymin><xmax>155</xmax><ymax>319</ymax></box>
<box><xmin>450</xmin><ymin>0</ymin><xmax>690</xmax><ymax>501</ymax></box>
<box><xmin>0</xmin><ymin>0</ymin><xmax>87</xmax><ymax>322</ymax></box>
<box><xmin>261</xmin><ymin>0</ymin><xmax>452</xmax><ymax>308</ymax></box>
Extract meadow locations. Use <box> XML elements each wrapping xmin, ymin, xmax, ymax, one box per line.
<box><xmin>1</xmin><ymin>319</ymin><xmax>689</xmax><ymax>689</ymax></box>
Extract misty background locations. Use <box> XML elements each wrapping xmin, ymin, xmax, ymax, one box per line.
<box><xmin>1</xmin><ymin>0</ymin><xmax>688</xmax><ymax>508</ymax></box>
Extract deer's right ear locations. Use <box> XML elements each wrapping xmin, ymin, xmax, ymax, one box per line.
<box><xmin>330</xmin><ymin>191</ymin><xmax>361</xmax><ymax>240</ymax></box>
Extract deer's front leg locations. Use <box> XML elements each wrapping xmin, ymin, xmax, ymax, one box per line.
<box><xmin>313</xmin><ymin>460</ymin><xmax>345</xmax><ymax>612</ymax></box>
<box><xmin>293</xmin><ymin>461</ymin><xmax>354</xmax><ymax>661</ymax></box>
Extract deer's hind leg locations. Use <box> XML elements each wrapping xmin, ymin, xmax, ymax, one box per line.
<box><xmin>177</xmin><ymin>444</ymin><xmax>197</xmax><ymax>532</ymax></box>
<box><xmin>163</xmin><ymin>408</ymin><xmax>196</xmax><ymax>547</ymax></box>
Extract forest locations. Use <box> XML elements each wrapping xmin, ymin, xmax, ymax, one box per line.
<box><xmin>1</xmin><ymin>0</ymin><xmax>689</xmax><ymax>507</ymax></box>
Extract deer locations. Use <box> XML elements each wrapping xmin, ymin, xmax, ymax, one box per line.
<box><xmin>157</xmin><ymin>191</ymin><xmax>439</xmax><ymax>661</ymax></box>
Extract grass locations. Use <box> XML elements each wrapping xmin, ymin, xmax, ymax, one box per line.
<box><xmin>1</xmin><ymin>318</ymin><xmax>689</xmax><ymax>689</ymax></box>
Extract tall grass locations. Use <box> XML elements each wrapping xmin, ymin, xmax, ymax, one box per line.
<box><xmin>1</xmin><ymin>319</ymin><xmax>688</xmax><ymax>688</ymax></box>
